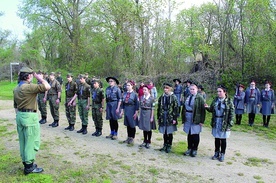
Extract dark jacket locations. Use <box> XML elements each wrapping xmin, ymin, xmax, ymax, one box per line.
<box><xmin>182</xmin><ymin>93</ymin><xmax>206</xmax><ymax>124</ymax></box>
<box><xmin>206</xmin><ymin>97</ymin><xmax>234</xmax><ymax>131</ymax></box>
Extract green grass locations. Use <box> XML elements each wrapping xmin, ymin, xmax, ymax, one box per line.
<box><xmin>244</xmin><ymin>157</ymin><xmax>273</xmax><ymax>167</ymax></box>
<box><xmin>0</xmin><ymin>81</ymin><xmax>17</xmax><ymax>100</ymax></box>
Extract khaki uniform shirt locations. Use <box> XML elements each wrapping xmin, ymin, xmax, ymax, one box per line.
<box><xmin>48</xmin><ymin>79</ymin><xmax>61</xmax><ymax>95</ymax></box>
<box><xmin>13</xmin><ymin>81</ymin><xmax>47</xmax><ymax>110</ymax></box>
<box><xmin>65</xmin><ymin>81</ymin><xmax>77</xmax><ymax>98</ymax></box>
<box><xmin>77</xmin><ymin>82</ymin><xmax>90</xmax><ymax>99</ymax></box>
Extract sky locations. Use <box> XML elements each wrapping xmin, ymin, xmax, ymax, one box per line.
<box><xmin>0</xmin><ymin>0</ymin><xmax>211</xmax><ymax>41</ymax></box>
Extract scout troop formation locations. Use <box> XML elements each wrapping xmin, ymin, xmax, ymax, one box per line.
<box><xmin>14</xmin><ymin>67</ymin><xmax>274</xmax><ymax>175</ymax></box>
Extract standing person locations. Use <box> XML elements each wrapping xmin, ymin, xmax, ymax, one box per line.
<box><xmin>149</xmin><ymin>81</ymin><xmax>158</xmax><ymax>102</ymax></box>
<box><xmin>56</xmin><ymin>72</ymin><xmax>63</xmax><ymax>86</ymax></box>
<box><xmin>105</xmin><ymin>76</ymin><xmax>122</xmax><ymax>140</ymax></box>
<box><xmin>233</xmin><ymin>84</ymin><xmax>245</xmax><ymax>125</ymax></box>
<box><xmin>137</xmin><ymin>82</ymin><xmax>145</xmax><ymax>99</ymax></box>
<box><xmin>244</xmin><ymin>80</ymin><xmax>261</xmax><ymax>126</ymax></box>
<box><xmin>205</xmin><ymin>85</ymin><xmax>234</xmax><ymax>162</ymax></box>
<box><xmin>64</xmin><ymin>73</ymin><xmax>78</xmax><ymax>131</ymax></box>
<box><xmin>13</xmin><ymin>66</ymin><xmax>50</xmax><ymax>175</ymax></box>
<box><xmin>197</xmin><ymin>85</ymin><xmax>206</xmax><ymax>102</ymax></box>
<box><xmin>138</xmin><ymin>85</ymin><xmax>156</xmax><ymax>149</ymax></box>
<box><xmin>37</xmin><ymin>71</ymin><xmax>48</xmax><ymax>124</ymax></box>
<box><xmin>71</xmin><ymin>74</ymin><xmax>91</xmax><ymax>134</ymax></box>
<box><xmin>173</xmin><ymin>78</ymin><xmax>183</xmax><ymax>116</ymax></box>
<box><xmin>260</xmin><ymin>81</ymin><xmax>275</xmax><ymax>127</ymax></box>
<box><xmin>84</xmin><ymin>73</ymin><xmax>91</xmax><ymax>86</ymax></box>
<box><xmin>182</xmin><ymin>84</ymin><xmax>206</xmax><ymax>157</ymax></box>
<box><xmin>122</xmin><ymin>78</ymin><xmax>128</xmax><ymax>94</ymax></box>
<box><xmin>157</xmin><ymin>83</ymin><xmax>178</xmax><ymax>153</ymax></box>
<box><xmin>46</xmin><ymin>72</ymin><xmax>61</xmax><ymax>127</ymax></box>
<box><xmin>91</xmin><ymin>79</ymin><xmax>105</xmax><ymax>136</ymax></box>
<box><xmin>121</xmin><ymin>80</ymin><xmax>139</xmax><ymax>144</ymax></box>
<box><xmin>182</xmin><ymin>79</ymin><xmax>192</xmax><ymax>103</ymax></box>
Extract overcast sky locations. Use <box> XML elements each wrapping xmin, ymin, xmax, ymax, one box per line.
<box><xmin>0</xmin><ymin>0</ymin><xmax>211</xmax><ymax>40</ymax></box>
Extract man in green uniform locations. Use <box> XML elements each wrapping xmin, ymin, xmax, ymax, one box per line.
<box><xmin>71</xmin><ymin>74</ymin><xmax>91</xmax><ymax>134</ymax></box>
<box><xmin>56</xmin><ymin>71</ymin><xmax>63</xmax><ymax>86</ymax></box>
<box><xmin>91</xmin><ymin>79</ymin><xmax>105</xmax><ymax>137</ymax></box>
<box><xmin>46</xmin><ymin>72</ymin><xmax>61</xmax><ymax>127</ymax></box>
<box><xmin>14</xmin><ymin>66</ymin><xmax>50</xmax><ymax>175</ymax></box>
<box><xmin>64</xmin><ymin>73</ymin><xmax>78</xmax><ymax>131</ymax></box>
<box><xmin>37</xmin><ymin>71</ymin><xmax>48</xmax><ymax>124</ymax></box>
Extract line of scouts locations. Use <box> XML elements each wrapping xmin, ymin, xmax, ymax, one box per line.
<box><xmin>15</xmin><ymin>67</ymin><xmax>275</xmax><ymax>175</ymax></box>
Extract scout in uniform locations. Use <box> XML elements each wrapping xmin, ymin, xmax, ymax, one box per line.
<box><xmin>260</xmin><ymin>81</ymin><xmax>275</xmax><ymax>127</ymax></box>
<box><xmin>14</xmin><ymin>66</ymin><xmax>50</xmax><ymax>175</ymax></box>
<box><xmin>46</xmin><ymin>72</ymin><xmax>62</xmax><ymax>127</ymax></box>
<box><xmin>244</xmin><ymin>80</ymin><xmax>261</xmax><ymax>126</ymax></box>
<box><xmin>91</xmin><ymin>79</ymin><xmax>105</xmax><ymax>136</ymax></box>
<box><xmin>71</xmin><ymin>74</ymin><xmax>91</xmax><ymax>134</ymax></box>
<box><xmin>56</xmin><ymin>71</ymin><xmax>63</xmax><ymax>86</ymax></box>
<box><xmin>37</xmin><ymin>70</ymin><xmax>48</xmax><ymax>124</ymax></box>
<box><xmin>105</xmin><ymin>76</ymin><xmax>122</xmax><ymax>140</ymax></box>
<box><xmin>173</xmin><ymin>78</ymin><xmax>183</xmax><ymax>116</ymax></box>
<box><xmin>64</xmin><ymin>73</ymin><xmax>78</xmax><ymax>131</ymax></box>
<box><xmin>157</xmin><ymin>82</ymin><xmax>178</xmax><ymax>153</ymax></box>
<box><xmin>233</xmin><ymin>84</ymin><xmax>245</xmax><ymax>125</ymax></box>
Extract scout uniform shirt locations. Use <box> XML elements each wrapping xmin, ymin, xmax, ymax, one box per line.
<box><xmin>65</xmin><ymin>81</ymin><xmax>78</xmax><ymax>98</ymax></box>
<box><xmin>14</xmin><ymin>81</ymin><xmax>47</xmax><ymax>111</ymax></box>
<box><xmin>48</xmin><ymin>79</ymin><xmax>61</xmax><ymax>95</ymax></box>
<box><xmin>92</xmin><ymin>87</ymin><xmax>104</xmax><ymax>108</ymax></box>
<box><xmin>78</xmin><ymin>82</ymin><xmax>91</xmax><ymax>99</ymax></box>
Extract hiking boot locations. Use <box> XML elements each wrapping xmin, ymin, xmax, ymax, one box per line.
<box><xmin>166</xmin><ymin>144</ymin><xmax>172</xmax><ymax>153</ymax></box>
<box><xmin>106</xmin><ymin>134</ymin><xmax>113</xmax><ymax>138</ymax></box>
<box><xmin>48</xmin><ymin>122</ymin><xmax>55</xmax><ymax>126</ymax></box>
<box><xmin>139</xmin><ymin>142</ymin><xmax>146</xmax><ymax>148</ymax></box>
<box><xmin>128</xmin><ymin>137</ymin><xmax>134</xmax><ymax>144</ymax></box>
<box><xmin>159</xmin><ymin>144</ymin><xmax>167</xmax><ymax>152</ymax></box>
<box><xmin>183</xmin><ymin>149</ymin><xmax>192</xmax><ymax>156</ymax></box>
<box><xmin>69</xmin><ymin>125</ymin><xmax>74</xmax><ymax>131</ymax></box>
<box><xmin>111</xmin><ymin>135</ymin><xmax>118</xmax><ymax>140</ymax></box>
<box><xmin>212</xmin><ymin>151</ymin><xmax>219</xmax><ymax>160</ymax></box>
<box><xmin>92</xmin><ymin>131</ymin><xmax>97</xmax><ymax>136</ymax></box>
<box><xmin>51</xmin><ymin>121</ymin><xmax>59</xmax><ymax>128</ymax></box>
<box><xmin>24</xmin><ymin>164</ymin><xmax>43</xmax><ymax>175</ymax></box>
<box><xmin>39</xmin><ymin>118</ymin><xmax>47</xmax><ymax>124</ymax></box>
<box><xmin>77</xmin><ymin>125</ymin><xmax>84</xmax><ymax>133</ymax></box>
<box><xmin>219</xmin><ymin>153</ymin><xmax>225</xmax><ymax>162</ymax></box>
<box><xmin>145</xmin><ymin>143</ymin><xmax>150</xmax><ymax>149</ymax></box>
<box><xmin>123</xmin><ymin>137</ymin><xmax>130</xmax><ymax>143</ymax></box>
<box><xmin>64</xmin><ymin>125</ymin><xmax>71</xmax><ymax>130</ymax></box>
<box><xmin>191</xmin><ymin>150</ymin><xmax>197</xmax><ymax>157</ymax></box>
<box><xmin>82</xmin><ymin>125</ymin><xmax>87</xmax><ymax>134</ymax></box>
<box><xmin>95</xmin><ymin>131</ymin><xmax>102</xmax><ymax>137</ymax></box>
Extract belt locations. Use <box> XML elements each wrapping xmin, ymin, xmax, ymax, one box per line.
<box><xmin>141</xmin><ymin>108</ymin><xmax>152</xmax><ymax>110</ymax></box>
<box><xmin>249</xmin><ymin>97</ymin><xmax>255</xmax><ymax>98</ymax></box>
<box><xmin>215</xmin><ymin>115</ymin><xmax>223</xmax><ymax>118</ymax></box>
<box><xmin>186</xmin><ymin>110</ymin><xmax>193</xmax><ymax>113</ymax></box>
<box><xmin>18</xmin><ymin>109</ymin><xmax>37</xmax><ymax>113</ymax></box>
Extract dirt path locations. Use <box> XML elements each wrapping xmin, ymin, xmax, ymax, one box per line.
<box><xmin>1</xmin><ymin>100</ymin><xmax>275</xmax><ymax>182</ymax></box>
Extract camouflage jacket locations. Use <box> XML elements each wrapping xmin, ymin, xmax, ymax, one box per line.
<box><xmin>206</xmin><ymin>97</ymin><xmax>234</xmax><ymax>131</ymax></box>
<box><xmin>157</xmin><ymin>93</ymin><xmax>178</xmax><ymax>126</ymax></box>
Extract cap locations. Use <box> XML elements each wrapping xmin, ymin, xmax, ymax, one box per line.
<box><xmin>106</xmin><ymin>77</ymin><xmax>119</xmax><ymax>85</ymax></box>
<box><xmin>184</xmin><ymin>79</ymin><xmax>192</xmax><ymax>84</ymax></box>
<box><xmin>265</xmin><ymin>80</ymin><xmax>272</xmax><ymax>85</ymax></box>
<box><xmin>50</xmin><ymin>72</ymin><xmax>55</xmax><ymax>76</ymax></box>
<box><xmin>163</xmin><ymin>82</ymin><xmax>172</xmax><ymax>87</ymax></box>
<box><xmin>198</xmin><ymin>85</ymin><xmax>204</xmax><ymax>90</ymax></box>
<box><xmin>79</xmin><ymin>74</ymin><xmax>85</xmax><ymax>79</ymax></box>
<box><xmin>20</xmin><ymin>66</ymin><xmax>33</xmax><ymax>73</ymax></box>
<box><xmin>128</xmin><ymin>80</ymin><xmax>135</xmax><ymax>86</ymax></box>
<box><xmin>143</xmin><ymin>84</ymin><xmax>153</xmax><ymax>90</ymax></box>
<box><xmin>67</xmin><ymin>73</ymin><xmax>73</xmax><ymax>78</ymax></box>
<box><xmin>173</xmin><ymin>79</ymin><xmax>181</xmax><ymax>83</ymax></box>
<box><xmin>57</xmin><ymin>72</ymin><xmax>61</xmax><ymax>74</ymax></box>
<box><xmin>85</xmin><ymin>73</ymin><xmax>89</xmax><ymax>75</ymax></box>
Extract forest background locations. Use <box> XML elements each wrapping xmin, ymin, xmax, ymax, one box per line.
<box><xmin>0</xmin><ymin>0</ymin><xmax>276</xmax><ymax>93</ymax></box>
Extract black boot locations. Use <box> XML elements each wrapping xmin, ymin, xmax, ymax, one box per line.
<box><xmin>39</xmin><ymin>116</ymin><xmax>47</xmax><ymax>124</ymax></box>
<box><xmin>69</xmin><ymin>124</ymin><xmax>75</xmax><ymax>131</ymax></box>
<box><xmin>24</xmin><ymin>163</ymin><xmax>43</xmax><ymax>175</ymax></box>
<box><xmin>92</xmin><ymin>128</ymin><xmax>98</xmax><ymax>136</ymax></box>
<box><xmin>212</xmin><ymin>151</ymin><xmax>219</xmax><ymax>160</ymax></box>
<box><xmin>77</xmin><ymin>125</ymin><xmax>84</xmax><ymax>133</ymax></box>
<box><xmin>52</xmin><ymin>120</ymin><xmax>59</xmax><ymax>127</ymax></box>
<box><xmin>95</xmin><ymin>128</ymin><xmax>102</xmax><ymax>137</ymax></box>
<box><xmin>82</xmin><ymin>125</ymin><xmax>87</xmax><ymax>134</ymax></box>
<box><xmin>65</xmin><ymin>124</ymin><xmax>71</xmax><ymax>130</ymax></box>
<box><xmin>49</xmin><ymin>121</ymin><xmax>55</xmax><ymax>126</ymax></box>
